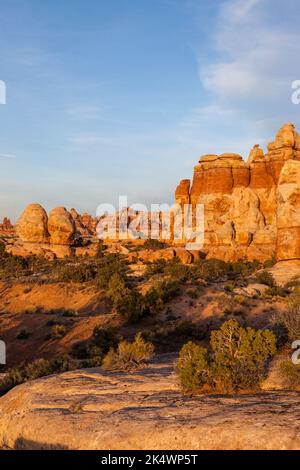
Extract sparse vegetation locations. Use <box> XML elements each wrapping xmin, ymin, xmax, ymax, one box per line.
<box><xmin>279</xmin><ymin>360</ymin><xmax>300</xmax><ymax>390</ymax></box>
<box><xmin>0</xmin><ymin>356</ymin><xmax>76</xmax><ymax>395</ymax></box>
<box><xmin>271</xmin><ymin>294</ymin><xmax>300</xmax><ymax>342</ymax></box>
<box><xmin>102</xmin><ymin>333</ymin><xmax>154</xmax><ymax>371</ymax></box>
<box><xmin>253</xmin><ymin>270</ymin><xmax>276</xmax><ymax>288</ymax></box>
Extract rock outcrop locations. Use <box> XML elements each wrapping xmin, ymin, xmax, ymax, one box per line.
<box><xmin>48</xmin><ymin>207</ymin><xmax>76</xmax><ymax>245</ymax></box>
<box><xmin>0</xmin><ymin>217</ymin><xmax>14</xmax><ymax>234</ymax></box>
<box><xmin>276</xmin><ymin>160</ymin><xmax>300</xmax><ymax>261</ymax></box>
<box><xmin>70</xmin><ymin>209</ymin><xmax>98</xmax><ymax>237</ymax></box>
<box><xmin>16</xmin><ymin>204</ymin><xmax>49</xmax><ymax>243</ymax></box>
<box><xmin>174</xmin><ymin>123</ymin><xmax>300</xmax><ymax>262</ymax></box>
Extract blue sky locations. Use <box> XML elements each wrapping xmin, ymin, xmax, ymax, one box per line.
<box><xmin>1</xmin><ymin>0</ymin><xmax>300</xmax><ymax>221</ymax></box>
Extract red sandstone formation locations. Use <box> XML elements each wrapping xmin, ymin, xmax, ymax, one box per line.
<box><xmin>174</xmin><ymin>123</ymin><xmax>300</xmax><ymax>262</ymax></box>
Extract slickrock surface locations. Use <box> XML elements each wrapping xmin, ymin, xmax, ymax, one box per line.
<box><xmin>0</xmin><ymin>356</ymin><xmax>299</xmax><ymax>450</ymax></box>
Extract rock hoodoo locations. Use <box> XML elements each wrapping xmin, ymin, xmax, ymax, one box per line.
<box><xmin>48</xmin><ymin>207</ymin><xmax>76</xmax><ymax>245</ymax></box>
<box><xmin>16</xmin><ymin>204</ymin><xmax>49</xmax><ymax>243</ymax></box>
<box><xmin>0</xmin><ymin>217</ymin><xmax>14</xmax><ymax>234</ymax></box>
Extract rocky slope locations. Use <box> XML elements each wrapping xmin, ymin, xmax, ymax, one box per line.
<box><xmin>0</xmin><ymin>356</ymin><xmax>299</xmax><ymax>450</ymax></box>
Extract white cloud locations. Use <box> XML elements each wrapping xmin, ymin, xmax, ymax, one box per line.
<box><xmin>221</xmin><ymin>0</ymin><xmax>262</xmax><ymax>25</ymax></box>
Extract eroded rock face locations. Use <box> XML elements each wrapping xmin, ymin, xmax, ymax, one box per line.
<box><xmin>276</xmin><ymin>160</ymin><xmax>300</xmax><ymax>261</ymax></box>
<box><xmin>48</xmin><ymin>207</ymin><xmax>76</xmax><ymax>245</ymax></box>
<box><xmin>174</xmin><ymin>124</ymin><xmax>300</xmax><ymax>261</ymax></box>
<box><xmin>16</xmin><ymin>204</ymin><xmax>49</xmax><ymax>243</ymax></box>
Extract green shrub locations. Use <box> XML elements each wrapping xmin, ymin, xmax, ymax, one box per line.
<box><xmin>102</xmin><ymin>333</ymin><xmax>154</xmax><ymax>371</ymax></box>
<box><xmin>176</xmin><ymin>319</ymin><xmax>277</xmax><ymax>394</ymax></box>
<box><xmin>0</xmin><ymin>255</ymin><xmax>29</xmax><ymax>280</ymax></box>
<box><xmin>254</xmin><ymin>270</ymin><xmax>275</xmax><ymax>287</ymax></box>
<box><xmin>71</xmin><ymin>326</ymin><xmax>119</xmax><ymax>363</ymax></box>
<box><xmin>210</xmin><ymin>320</ymin><xmax>277</xmax><ymax>392</ymax></box>
<box><xmin>51</xmin><ymin>324</ymin><xmax>66</xmax><ymax>339</ymax></box>
<box><xmin>176</xmin><ymin>342</ymin><xmax>210</xmax><ymax>393</ymax></box>
<box><xmin>271</xmin><ymin>294</ymin><xmax>300</xmax><ymax>342</ymax></box>
<box><xmin>55</xmin><ymin>263</ymin><xmax>96</xmax><ymax>283</ymax></box>
<box><xmin>192</xmin><ymin>259</ymin><xmax>232</xmax><ymax>282</ymax></box>
<box><xmin>0</xmin><ymin>356</ymin><xmax>76</xmax><ymax>395</ymax></box>
<box><xmin>279</xmin><ymin>360</ymin><xmax>300</xmax><ymax>390</ymax></box>
<box><xmin>96</xmin><ymin>254</ymin><xmax>128</xmax><ymax>289</ymax></box>
<box><xmin>143</xmin><ymin>239</ymin><xmax>166</xmax><ymax>251</ymax></box>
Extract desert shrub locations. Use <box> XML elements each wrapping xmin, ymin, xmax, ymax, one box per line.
<box><xmin>253</xmin><ymin>270</ymin><xmax>275</xmax><ymax>288</ymax></box>
<box><xmin>106</xmin><ymin>273</ymin><xmax>129</xmax><ymax>309</ymax></box>
<box><xmin>0</xmin><ymin>356</ymin><xmax>76</xmax><ymax>395</ymax></box>
<box><xmin>265</xmin><ymin>286</ymin><xmax>289</xmax><ymax>298</ymax></box>
<box><xmin>146</xmin><ymin>257</ymin><xmax>190</xmax><ymax>282</ymax></box>
<box><xmin>210</xmin><ymin>320</ymin><xmax>277</xmax><ymax>392</ymax></box>
<box><xmin>192</xmin><ymin>259</ymin><xmax>232</xmax><ymax>282</ymax></box>
<box><xmin>176</xmin><ymin>319</ymin><xmax>277</xmax><ymax>394</ymax></box>
<box><xmin>0</xmin><ymin>241</ymin><xmax>6</xmax><ymax>257</ymax></box>
<box><xmin>230</xmin><ymin>259</ymin><xmax>261</xmax><ymax>277</ymax></box>
<box><xmin>51</xmin><ymin>324</ymin><xmax>66</xmax><ymax>339</ymax></box>
<box><xmin>96</xmin><ymin>254</ymin><xmax>128</xmax><ymax>289</ymax></box>
<box><xmin>0</xmin><ymin>255</ymin><xmax>30</xmax><ymax>280</ymax></box>
<box><xmin>102</xmin><ymin>333</ymin><xmax>154</xmax><ymax>371</ymax></box>
<box><xmin>152</xmin><ymin>278</ymin><xmax>180</xmax><ymax>303</ymax></box>
<box><xmin>145</xmin><ymin>258</ymin><xmax>167</xmax><ymax>275</ymax></box>
<box><xmin>108</xmin><ymin>276</ymin><xmax>180</xmax><ymax>323</ymax></box>
<box><xmin>176</xmin><ymin>342</ymin><xmax>210</xmax><ymax>393</ymax></box>
<box><xmin>71</xmin><ymin>326</ymin><xmax>119</xmax><ymax>364</ymax></box>
<box><xmin>143</xmin><ymin>239</ymin><xmax>166</xmax><ymax>251</ymax></box>
<box><xmin>95</xmin><ymin>240</ymin><xmax>105</xmax><ymax>258</ymax></box>
<box><xmin>143</xmin><ymin>320</ymin><xmax>207</xmax><ymax>353</ymax></box>
<box><xmin>224</xmin><ymin>283</ymin><xmax>235</xmax><ymax>293</ymax></box>
<box><xmin>55</xmin><ymin>263</ymin><xmax>96</xmax><ymax>283</ymax></box>
<box><xmin>92</xmin><ymin>326</ymin><xmax>119</xmax><ymax>352</ymax></box>
<box><xmin>271</xmin><ymin>294</ymin><xmax>300</xmax><ymax>342</ymax></box>
<box><xmin>279</xmin><ymin>360</ymin><xmax>300</xmax><ymax>390</ymax></box>
<box><xmin>263</xmin><ymin>257</ymin><xmax>277</xmax><ymax>269</ymax></box>
<box><xmin>164</xmin><ymin>258</ymin><xmax>191</xmax><ymax>282</ymax></box>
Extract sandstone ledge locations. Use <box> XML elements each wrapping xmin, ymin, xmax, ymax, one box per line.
<box><xmin>0</xmin><ymin>356</ymin><xmax>299</xmax><ymax>450</ymax></box>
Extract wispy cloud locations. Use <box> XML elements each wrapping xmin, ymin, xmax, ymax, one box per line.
<box><xmin>0</xmin><ymin>153</ymin><xmax>16</xmax><ymax>159</ymax></box>
<box><xmin>66</xmin><ymin>105</ymin><xmax>103</xmax><ymax>121</ymax></box>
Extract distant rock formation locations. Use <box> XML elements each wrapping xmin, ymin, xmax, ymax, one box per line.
<box><xmin>0</xmin><ymin>217</ymin><xmax>14</xmax><ymax>234</ymax></box>
<box><xmin>70</xmin><ymin>208</ymin><xmax>98</xmax><ymax>237</ymax></box>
